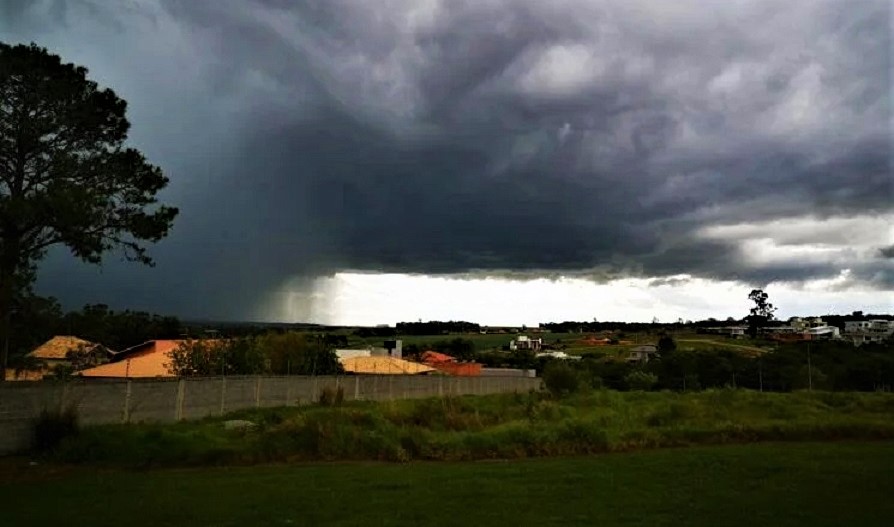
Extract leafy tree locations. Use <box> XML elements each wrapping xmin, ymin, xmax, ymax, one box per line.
<box><xmin>746</xmin><ymin>289</ymin><xmax>777</xmax><ymax>338</ymax></box>
<box><xmin>624</xmin><ymin>370</ymin><xmax>658</xmax><ymax>391</ymax></box>
<box><xmin>167</xmin><ymin>339</ymin><xmax>227</xmax><ymax>377</ymax></box>
<box><xmin>8</xmin><ymin>293</ymin><xmax>62</xmax><ymax>358</ymax></box>
<box><xmin>657</xmin><ymin>335</ymin><xmax>677</xmax><ymax>356</ymax></box>
<box><xmin>0</xmin><ymin>43</ymin><xmax>178</xmax><ymax>378</ymax></box>
<box><xmin>402</xmin><ymin>343</ymin><xmax>422</xmax><ymax>361</ymax></box>
<box><xmin>542</xmin><ymin>361</ymin><xmax>580</xmax><ymax>397</ymax></box>
<box><xmin>60</xmin><ymin>304</ymin><xmax>181</xmax><ymax>350</ymax></box>
<box><xmin>64</xmin><ymin>343</ymin><xmax>108</xmax><ymax>371</ymax></box>
<box><xmin>255</xmin><ymin>332</ymin><xmax>342</xmax><ymax>375</ymax></box>
<box><xmin>431</xmin><ymin>338</ymin><xmax>477</xmax><ymax>361</ymax></box>
<box><xmin>168</xmin><ymin>338</ymin><xmax>267</xmax><ymax>377</ymax></box>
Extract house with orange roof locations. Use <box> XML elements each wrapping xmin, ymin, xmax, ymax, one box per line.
<box><xmin>79</xmin><ymin>339</ymin><xmax>189</xmax><ymax>378</ymax></box>
<box><xmin>419</xmin><ymin>350</ymin><xmax>482</xmax><ymax>376</ymax></box>
<box><xmin>339</xmin><ymin>356</ymin><xmax>437</xmax><ymax>375</ymax></box>
<box><xmin>6</xmin><ymin>336</ymin><xmax>113</xmax><ymax>380</ymax></box>
<box><xmin>28</xmin><ymin>335</ymin><xmax>109</xmax><ymax>367</ymax></box>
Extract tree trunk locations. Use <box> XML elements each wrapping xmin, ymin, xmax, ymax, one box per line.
<box><xmin>0</xmin><ymin>270</ymin><xmax>13</xmax><ymax>382</ymax></box>
<box><xmin>0</xmin><ymin>243</ymin><xmax>20</xmax><ymax>382</ymax></box>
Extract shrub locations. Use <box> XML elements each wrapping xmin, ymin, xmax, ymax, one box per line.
<box><xmin>33</xmin><ymin>405</ymin><xmax>80</xmax><ymax>453</ymax></box>
<box><xmin>319</xmin><ymin>386</ymin><xmax>345</xmax><ymax>406</ymax></box>
<box><xmin>657</xmin><ymin>335</ymin><xmax>677</xmax><ymax>355</ymax></box>
<box><xmin>624</xmin><ymin>370</ymin><xmax>658</xmax><ymax>391</ymax></box>
<box><xmin>542</xmin><ymin>362</ymin><xmax>581</xmax><ymax>397</ymax></box>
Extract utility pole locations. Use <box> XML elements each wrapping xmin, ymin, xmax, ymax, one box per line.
<box><xmin>807</xmin><ymin>342</ymin><xmax>813</xmax><ymax>392</ymax></box>
<box><xmin>758</xmin><ymin>360</ymin><xmax>763</xmax><ymax>392</ymax></box>
<box><xmin>2</xmin><ymin>310</ymin><xmax>9</xmax><ymax>381</ymax></box>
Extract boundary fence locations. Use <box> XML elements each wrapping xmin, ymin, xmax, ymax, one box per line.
<box><xmin>0</xmin><ymin>374</ymin><xmax>541</xmax><ymax>454</ymax></box>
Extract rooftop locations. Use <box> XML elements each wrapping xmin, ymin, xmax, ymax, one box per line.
<box><xmin>28</xmin><ymin>336</ymin><xmax>104</xmax><ymax>360</ymax></box>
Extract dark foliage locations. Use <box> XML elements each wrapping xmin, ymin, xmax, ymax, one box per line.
<box><xmin>0</xmin><ymin>42</ymin><xmax>177</xmax><ymax>377</ymax></box>
<box><xmin>542</xmin><ymin>362</ymin><xmax>581</xmax><ymax>397</ymax></box>
<box><xmin>33</xmin><ymin>405</ymin><xmax>79</xmax><ymax>453</ymax></box>
<box><xmin>395</xmin><ymin>321</ymin><xmax>481</xmax><ymax>335</ymax></box>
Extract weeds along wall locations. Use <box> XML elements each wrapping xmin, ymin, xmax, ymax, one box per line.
<box><xmin>0</xmin><ymin>375</ymin><xmax>542</xmax><ymax>454</ymax></box>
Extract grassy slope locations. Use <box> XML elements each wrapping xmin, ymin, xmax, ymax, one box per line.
<box><xmin>2</xmin><ymin>442</ymin><xmax>893</xmax><ymax>526</ymax></box>
<box><xmin>44</xmin><ymin>390</ymin><xmax>894</xmax><ymax>466</ymax></box>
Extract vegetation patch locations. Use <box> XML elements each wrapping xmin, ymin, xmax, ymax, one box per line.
<box><xmin>42</xmin><ymin>390</ymin><xmax>894</xmax><ymax>467</ymax></box>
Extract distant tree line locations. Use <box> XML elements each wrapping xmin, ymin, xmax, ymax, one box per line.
<box><xmin>546</xmin><ymin>339</ymin><xmax>894</xmax><ymax>393</ymax></box>
<box><xmin>539</xmin><ymin>320</ymin><xmax>706</xmax><ymax>333</ymax></box>
<box><xmin>395</xmin><ymin>321</ymin><xmax>481</xmax><ymax>335</ymax></box>
<box><xmin>7</xmin><ymin>297</ymin><xmax>182</xmax><ymax>360</ymax></box>
<box><xmin>167</xmin><ymin>332</ymin><xmax>342</xmax><ymax>377</ymax></box>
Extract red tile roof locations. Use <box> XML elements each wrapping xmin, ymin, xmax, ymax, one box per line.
<box><xmin>421</xmin><ymin>351</ymin><xmax>455</xmax><ymax>364</ymax></box>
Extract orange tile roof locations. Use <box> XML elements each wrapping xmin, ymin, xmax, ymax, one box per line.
<box><xmin>28</xmin><ymin>336</ymin><xmax>102</xmax><ymax>360</ymax></box>
<box><xmin>421</xmin><ymin>351</ymin><xmax>455</xmax><ymax>364</ymax></box>
<box><xmin>339</xmin><ymin>356</ymin><xmax>436</xmax><ymax>375</ymax></box>
<box><xmin>79</xmin><ymin>340</ymin><xmax>187</xmax><ymax>378</ymax></box>
<box><xmin>431</xmin><ymin>362</ymin><xmax>482</xmax><ymax>377</ymax></box>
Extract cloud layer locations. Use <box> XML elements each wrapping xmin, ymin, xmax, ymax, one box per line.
<box><xmin>1</xmin><ymin>0</ymin><xmax>891</xmax><ymax>319</ymax></box>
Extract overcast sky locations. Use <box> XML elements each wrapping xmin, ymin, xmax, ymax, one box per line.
<box><xmin>1</xmin><ymin>0</ymin><xmax>892</xmax><ymax>324</ymax></box>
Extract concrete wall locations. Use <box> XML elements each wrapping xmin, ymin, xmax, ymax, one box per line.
<box><xmin>0</xmin><ymin>374</ymin><xmax>541</xmax><ymax>454</ymax></box>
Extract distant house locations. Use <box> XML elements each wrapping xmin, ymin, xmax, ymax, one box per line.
<box><xmin>806</xmin><ymin>325</ymin><xmax>840</xmax><ymax>340</ymax></box>
<box><xmin>789</xmin><ymin>317</ymin><xmax>827</xmax><ymax>331</ymax></box>
<box><xmin>844</xmin><ymin>320</ymin><xmax>894</xmax><ymax>346</ymax></box>
<box><xmin>337</xmin><ymin>340</ymin><xmax>403</xmax><ymax>360</ymax></box>
<box><xmin>78</xmin><ymin>339</ymin><xmax>192</xmax><ymax>378</ymax></box>
<box><xmin>698</xmin><ymin>326</ymin><xmax>747</xmax><ymax>338</ymax></box>
<box><xmin>509</xmin><ymin>335</ymin><xmax>542</xmax><ymax>352</ymax></box>
<box><xmin>21</xmin><ymin>336</ymin><xmax>111</xmax><ymax>378</ymax></box>
<box><xmin>626</xmin><ymin>345</ymin><xmax>659</xmax><ymax>364</ymax></box>
<box><xmin>420</xmin><ymin>350</ymin><xmax>482</xmax><ymax>376</ymax></box>
<box><xmin>339</xmin><ymin>356</ymin><xmax>436</xmax><ymax>375</ymax></box>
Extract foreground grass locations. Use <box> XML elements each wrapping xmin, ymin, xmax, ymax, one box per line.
<box><xmin>2</xmin><ymin>442</ymin><xmax>893</xmax><ymax>526</ymax></box>
<box><xmin>43</xmin><ymin>390</ymin><xmax>894</xmax><ymax>467</ymax></box>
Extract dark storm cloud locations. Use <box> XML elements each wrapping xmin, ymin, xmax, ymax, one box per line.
<box><xmin>1</xmin><ymin>0</ymin><xmax>891</xmax><ymax>319</ymax></box>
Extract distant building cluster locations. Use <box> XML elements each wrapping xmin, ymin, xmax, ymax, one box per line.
<box><xmin>700</xmin><ymin>315</ymin><xmax>893</xmax><ymax>346</ymax></box>
<box><xmin>7</xmin><ymin>336</ymin><xmax>536</xmax><ymax>381</ymax></box>
<box><xmin>843</xmin><ymin>320</ymin><xmax>894</xmax><ymax>346</ymax></box>
<box><xmin>509</xmin><ymin>335</ymin><xmax>542</xmax><ymax>351</ymax></box>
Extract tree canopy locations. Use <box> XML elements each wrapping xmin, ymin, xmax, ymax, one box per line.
<box><xmin>746</xmin><ymin>289</ymin><xmax>777</xmax><ymax>337</ymax></box>
<box><xmin>0</xmin><ymin>42</ymin><xmax>178</xmax><ymax>378</ymax></box>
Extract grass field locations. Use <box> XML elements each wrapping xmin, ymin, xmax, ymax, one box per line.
<box><xmin>41</xmin><ymin>390</ymin><xmax>894</xmax><ymax>467</ymax></box>
<box><xmin>2</xmin><ymin>442</ymin><xmax>892</xmax><ymax>526</ymax></box>
<box><xmin>348</xmin><ymin>331</ymin><xmax>771</xmax><ymax>359</ymax></box>
<box><xmin>675</xmin><ymin>338</ymin><xmax>768</xmax><ymax>355</ymax></box>
<box><xmin>348</xmin><ymin>332</ymin><xmax>587</xmax><ymax>351</ymax></box>
<box><xmin>349</xmin><ymin>331</ymin><xmax>660</xmax><ymax>357</ymax></box>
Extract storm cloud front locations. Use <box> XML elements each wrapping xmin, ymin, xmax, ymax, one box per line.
<box><xmin>1</xmin><ymin>0</ymin><xmax>891</xmax><ymax>322</ymax></box>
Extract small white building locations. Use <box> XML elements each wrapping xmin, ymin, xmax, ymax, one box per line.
<box><xmin>626</xmin><ymin>345</ymin><xmax>659</xmax><ymax>364</ymax></box>
<box><xmin>790</xmin><ymin>317</ymin><xmax>827</xmax><ymax>331</ymax></box>
<box><xmin>806</xmin><ymin>326</ymin><xmax>840</xmax><ymax>339</ymax></box>
<box><xmin>535</xmin><ymin>351</ymin><xmax>581</xmax><ymax>360</ymax></box>
<box><xmin>335</xmin><ymin>349</ymin><xmax>372</xmax><ymax>360</ymax></box>
<box><xmin>510</xmin><ymin>335</ymin><xmax>542</xmax><ymax>351</ymax></box>
<box><xmin>844</xmin><ymin>320</ymin><xmax>894</xmax><ymax>346</ymax></box>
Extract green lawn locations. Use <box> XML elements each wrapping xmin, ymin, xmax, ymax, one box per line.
<box><xmin>37</xmin><ymin>390</ymin><xmax>894</xmax><ymax>467</ymax></box>
<box><xmin>2</xmin><ymin>442</ymin><xmax>892</xmax><ymax>526</ymax></box>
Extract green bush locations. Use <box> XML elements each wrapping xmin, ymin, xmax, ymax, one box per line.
<box><xmin>33</xmin><ymin>405</ymin><xmax>80</xmax><ymax>453</ymax></box>
<box><xmin>543</xmin><ymin>362</ymin><xmax>581</xmax><ymax>397</ymax></box>
<box><xmin>625</xmin><ymin>371</ymin><xmax>658</xmax><ymax>391</ymax></box>
<box><xmin>44</xmin><ymin>391</ymin><xmax>894</xmax><ymax>467</ymax></box>
<box><xmin>318</xmin><ymin>386</ymin><xmax>345</xmax><ymax>406</ymax></box>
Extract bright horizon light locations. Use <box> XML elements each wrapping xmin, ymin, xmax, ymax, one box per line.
<box><xmin>261</xmin><ymin>271</ymin><xmax>894</xmax><ymax>326</ymax></box>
